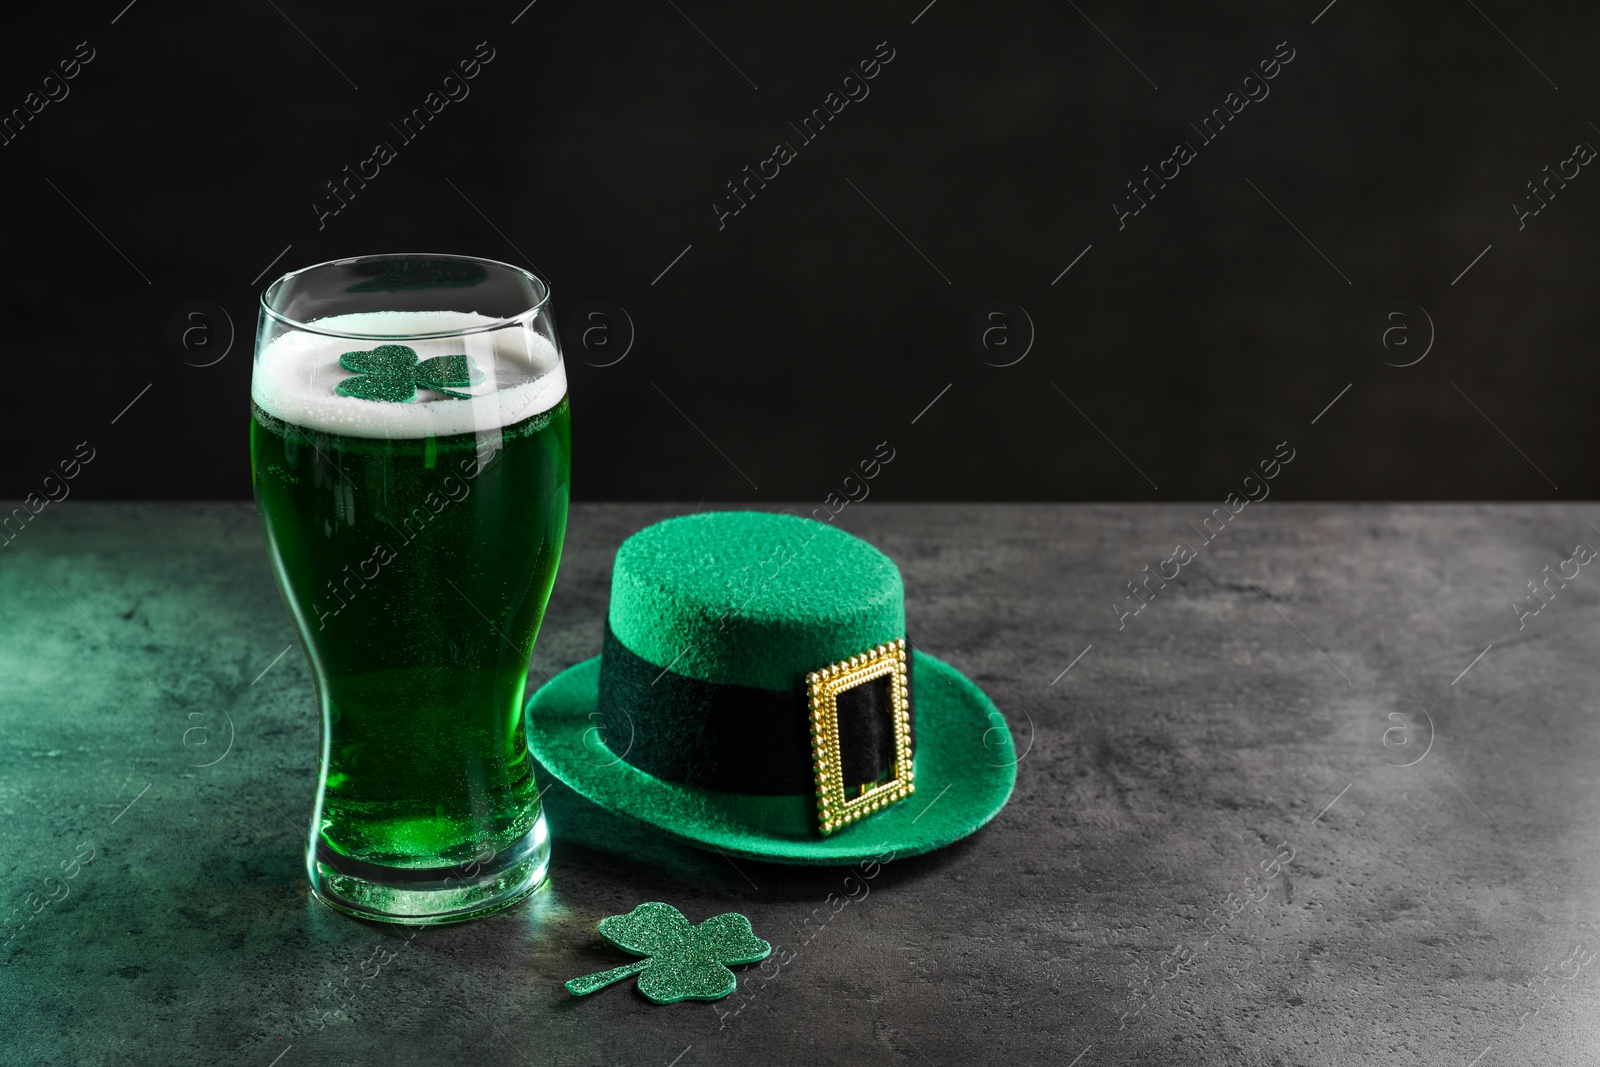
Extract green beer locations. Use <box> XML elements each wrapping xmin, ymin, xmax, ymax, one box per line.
<box><xmin>251</xmin><ymin>400</ymin><xmax>570</xmax><ymax>861</ymax></box>
<box><xmin>252</xmin><ymin>256</ymin><xmax>569</xmax><ymax>924</ymax></box>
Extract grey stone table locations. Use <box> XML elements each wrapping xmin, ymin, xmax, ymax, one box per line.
<box><xmin>4</xmin><ymin>503</ymin><xmax>1598</xmax><ymax>1066</ymax></box>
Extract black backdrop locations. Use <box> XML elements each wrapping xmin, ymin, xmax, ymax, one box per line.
<box><xmin>2</xmin><ymin>0</ymin><xmax>1595</xmax><ymax>502</ymax></box>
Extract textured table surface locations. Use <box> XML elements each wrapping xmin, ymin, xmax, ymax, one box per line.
<box><xmin>3</xmin><ymin>502</ymin><xmax>1599</xmax><ymax>1066</ymax></box>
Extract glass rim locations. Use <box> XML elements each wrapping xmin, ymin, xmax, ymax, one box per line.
<box><xmin>259</xmin><ymin>252</ymin><xmax>553</xmax><ymax>341</ymax></box>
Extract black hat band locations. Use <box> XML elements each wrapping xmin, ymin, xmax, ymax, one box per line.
<box><xmin>593</xmin><ymin>622</ymin><xmax>915</xmax><ymax>803</ymax></box>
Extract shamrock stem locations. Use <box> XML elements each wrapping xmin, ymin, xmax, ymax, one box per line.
<box><xmin>565</xmin><ymin>958</ymin><xmax>650</xmax><ymax>997</ymax></box>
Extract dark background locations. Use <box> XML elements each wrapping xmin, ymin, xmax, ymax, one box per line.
<box><xmin>2</xmin><ymin>0</ymin><xmax>1594</xmax><ymax>502</ymax></box>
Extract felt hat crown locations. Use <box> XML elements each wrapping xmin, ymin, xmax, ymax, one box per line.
<box><xmin>526</xmin><ymin>511</ymin><xmax>1015</xmax><ymax>864</ymax></box>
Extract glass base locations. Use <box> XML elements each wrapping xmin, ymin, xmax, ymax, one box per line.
<box><xmin>308</xmin><ymin>813</ymin><xmax>550</xmax><ymax>926</ymax></box>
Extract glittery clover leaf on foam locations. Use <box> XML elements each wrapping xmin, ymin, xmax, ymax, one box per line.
<box><xmin>565</xmin><ymin>902</ymin><xmax>771</xmax><ymax>1003</ymax></box>
<box><xmin>334</xmin><ymin>344</ymin><xmax>485</xmax><ymax>402</ymax></box>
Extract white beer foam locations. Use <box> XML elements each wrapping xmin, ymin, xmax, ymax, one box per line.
<box><xmin>252</xmin><ymin>310</ymin><xmax>567</xmax><ymax>439</ymax></box>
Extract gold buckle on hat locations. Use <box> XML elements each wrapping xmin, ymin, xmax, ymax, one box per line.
<box><xmin>807</xmin><ymin>638</ymin><xmax>914</xmax><ymax>836</ymax></box>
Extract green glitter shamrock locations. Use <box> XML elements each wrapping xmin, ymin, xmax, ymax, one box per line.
<box><xmin>565</xmin><ymin>902</ymin><xmax>772</xmax><ymax>1003</ymax></box>
<box><xmin>334</xmin><ymin>344</ymin><xmax>484</xmax><ymax>402</ymax></box>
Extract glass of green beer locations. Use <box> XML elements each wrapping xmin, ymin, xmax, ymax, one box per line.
<box><xmin>250</xmin><ymin>253</ymin><xmax>570</xmax><ymax>924</ymax></box>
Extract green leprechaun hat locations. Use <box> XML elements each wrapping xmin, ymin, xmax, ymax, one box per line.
<box><xmin>525</xmin><ymin>511</ymin><xmax>1016</xmax><ymax>865</ymax></box>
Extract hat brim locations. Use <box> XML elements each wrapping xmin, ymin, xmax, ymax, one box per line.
<box><xmin>525</xmin><ymin>650</ymin><xmax>1017</xmax><ymax>866</ymax></box>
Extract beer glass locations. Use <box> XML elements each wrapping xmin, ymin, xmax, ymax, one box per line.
<box><xmin>250</xmin><ymin>254</ymin><xmax>570</xmax><ymax>924</ymax></box>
